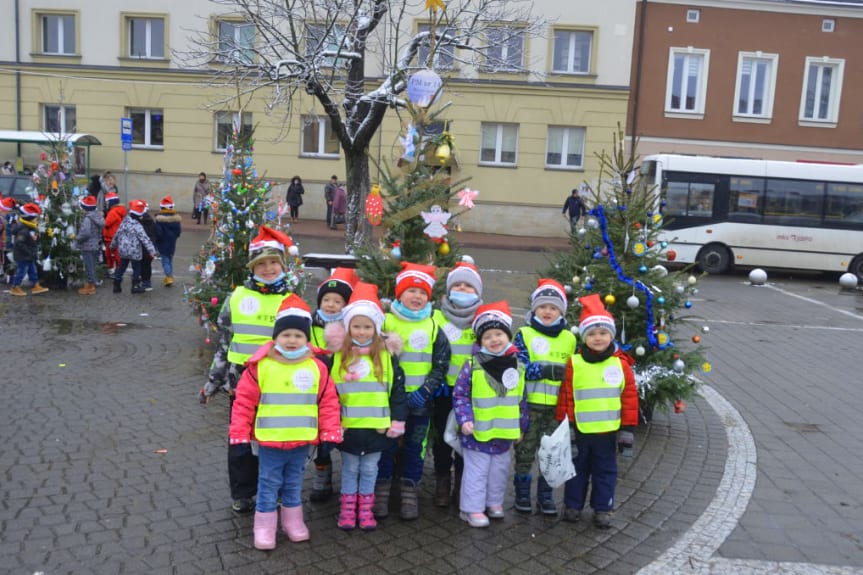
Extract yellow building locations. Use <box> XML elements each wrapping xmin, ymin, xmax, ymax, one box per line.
<box><xmin>0</xmin><ymin>0</ymin><xmax>634</xmax><ymax>237</ymax></box>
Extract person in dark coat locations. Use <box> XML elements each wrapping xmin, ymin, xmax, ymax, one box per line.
<box><xmin>285</xmin><ymin>176</ymin><xmax>304</xmax><ymax>223</ymax></box>
<box><xmin>562</xmin><ymin>188</ymin><xmax>588</xmax><ymax>234</ymax></box>
<box><xmin>154</xmin><ymin>195</ymin><xmax>182</xmax><ymax>286</ymax></box>
<box><xmin>138</xmin><ymin>202</ymin><xmax>158</xmax><ymax>291</ymax></box>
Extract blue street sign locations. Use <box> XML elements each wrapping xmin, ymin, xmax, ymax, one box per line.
<box><xmin>121</xmin><ymin>117</ymin><xmax>133</xmax><ymax>145</ymax></box>
<box><xmin>122</xmin><ymin>141</ymin><xmax>132</xmax><ymax>151</ymax></box>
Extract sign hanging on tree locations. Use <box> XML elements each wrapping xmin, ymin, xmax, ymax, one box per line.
<box><xmin>407</xmin><ymin>69</ymin><xmax>442</xmax><ymax>107</ymax></box>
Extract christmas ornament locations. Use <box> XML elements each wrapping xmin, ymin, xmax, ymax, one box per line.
<box><xmin>656</xmin><ymin>331</ymin><xmax>670</xmax><ymax>347</ymax></box>
<box><xmin>748</xmin><ymin>268</ymin><xmax>767</xmax><ymax>285</ymax></box>
<box><xmin>692</xmin><ymin>335</ymin><xmax>701</xmax><ymax>343</ymax></box>
<box><xmin>425</xmin><ymin>0</ymin><xmax>445</xmax><ymax>10</ymax></box>
<box><xmin>603</xmin><ymin>294</ymin><xmax>616</xmax><ymax>306</ymax></box>
<box><xmin>626</xmin><ymin>295</ymin><xmax>639</xmax><ymax>309</ymax></box>
<box><xmin>232</xmin><ymin>168</ymin><xmax>242</xmax><ymax>176</ymax></box>
<box><xmin>211</xmin><ymin>297</ymin><xmax>219</xmax><ymax>306</ymax></box>
<box><xmin>665</xmin><ymin>249</ymin><xmax>677</xmax><ymax>262</ymax></box>
<box><xmin>675</xmin><ymin>284</ymin><xmax>685</xmax><ymax>294</ymax></box>
<box><xmin>702</xmin><ymin>326</ymin><xmax>710</xmax><ymax>333</ymax></box>
<box><xmin>660</xmin><ymin>241</ymin><xmax>668</xmax><ymax>248</ymax></box>
<box><xmin>635</xmin><ymin>345</ymin><xmax>645</xmax><ymax>356</ymax></box>
<box><xmin>564</xmin><ymin>284</ymin><xmax>573</xmax><ymax>294</ymax></box>
<box><xmin>364</xmin><ymin>184</ymin><xmax>383</xmax><ymax>226</ymax></box>
<box><xmin>687</xmin><ymin>275</ymin><xmax>697</xmax><ymax>285</ymax></box>
<box><xmin>684</xmin><ymin>301</ymin><xmax>693</xmax><ymax>308</ymax></box>
<box><xmin>438</xmin><ymin>241</ymin><xmax>450</xmax><ymax>256</ymax></box>
<box><xmin>702</xmin><ymin>362</ymin><xmax>712</xmax><ymax>373</ymax></box>
<box><xmin>673</xmin><ymin>359</ymin><xmax>685</xmax><ymax>372</ymax></box>
<box><xmin>391</xmin><ymin>241</ymin><xmax>402</xmax><ymax>260</ymax></box>
<box><xmin>461</xmin><ymin>254</ymin><xmax>475</xmax><ymax>264</ymax></box>
<box><xmin>456</xmin><ymin>188</ymin><xmax>479</xmax><ymax>209</ymax></box>
<box><xmin>657</xmin><ymin>296</ymin><xmax>665</xmax><ymax>305</ymax></box>
<box><xmin>651</xmin><ymin>265</ymin><xmax>668</xmax><ymax>277</ymax></box>
<box><xmin>406</xmin><ymin>69</ymin><xmax>443</xmax><ymax>107</ymax></box>
<box><xmin>577</xmin><ymin>227</ymin><xmax>587</xmax><ymax>237</ymax></box>
<box><xmin>420</xmin><ymin>205</ymin><xmax>451</xmax><ymax>239</ymax></box>
<box><xmin>586</xmin><ymin>217</ymin><xmax>599</xmax><ymax>229</ymax></box>
<box><xmin>205</xmin><ymin>337</ymin><xmax>211</xmax><ymax>345</ymax></box>
<box><xmin>638</xmin><ymin>265</ymin><xmax>647</xmax><ymax>273</ymax></box>
<box><xmin>400</xmin><ymin>124</ymin><xmax>418</xmax><ymax>161</ymax></box>
<box><xmin>435</xmin><ymin>144</ymin><xmax>451</xmax><ymax>163</ymax></box>
<box><xmin>631</xmin><ymin>241</ymin><xmax>647</xmax><ymax>256</ymax></box>
<box><xmin>674</xmin><ymin>399</ymin><xmax>687</xmax><ymax>413</ymax></box>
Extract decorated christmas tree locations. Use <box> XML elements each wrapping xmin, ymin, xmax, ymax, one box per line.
<box><xmin>542</xmin><ymin>129</ymin><xmax>711</xmax><ymax>420</ymax></box>
<box><xmin>185</xmin><ymin>123</ymin><xmax>304</xmax><ymax>338</ymax></box>
<box><xmin>355</xmin><ymin>98</ymin><xmax>475</xmax><ymax>298</ymax></box>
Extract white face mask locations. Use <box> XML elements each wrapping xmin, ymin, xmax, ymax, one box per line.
<box><xmin>274</xmin><ymin>343</ymin><xmax>309</xmax><ymax>360</ymax></box>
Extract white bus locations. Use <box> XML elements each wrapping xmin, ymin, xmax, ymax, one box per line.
<box><xmin>640</xmin><ymin>154</ymin><xmax>863</xmax><ymax>280</ymax></box>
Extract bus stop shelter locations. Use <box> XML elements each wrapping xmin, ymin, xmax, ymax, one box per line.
<box><xmin>0</xmin><ymin>130</ymin><xmax>102</xmax><ymax>177</ymax></box>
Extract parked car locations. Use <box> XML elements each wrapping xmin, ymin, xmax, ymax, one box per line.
<box><xmin>0</xmin><ymin>175</ymin><xmax>37</xmax><ymax>205</ymax></box>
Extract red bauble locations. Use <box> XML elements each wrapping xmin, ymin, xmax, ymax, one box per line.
<box><xmin>674</xmin><ymin>399</ymin><xmax>687</xmax><ymax>413</ymax></box>
<box><xmin>666</xmin><ymin>249</ymin><xmax>677</xmax><ymax>261</ymax></box>
<box><xmin>633</xmin><ymin>222</ymin><xmax>642</xmax><ymax>229</ymax></box>
<box><xmin>51</xmin><ymin>161</ymin><xmax>59</xmax><ymax>171</ymax></box>
<box><xmin>232</xmin><ymin>168</ymin><xmax>242</xmax><ymax>176</ymax></box>
<box><xmin>647</xmin><ymin>240</ymin><xmax>655</xmax><ymax>247</ymax></box>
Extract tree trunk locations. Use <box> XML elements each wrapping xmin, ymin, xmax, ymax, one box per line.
<box><xmin>344</xmin><ymin>148</ymin><xmax>371</xmax><ymax>254</ymax></box>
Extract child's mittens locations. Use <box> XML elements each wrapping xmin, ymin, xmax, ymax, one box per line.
<box><xmin>461</xmin><ymin>421</ymin><xmax>474</xmax><ymax>436</ymax></box>
<box><xmin>385</xmin><ymin>420</ymin><xmax>406</xmax><ymax>438</ymax></box>
<box><xmin>320</xmin><ymin>428</ymin><xmax>344</xmax><ymax>444</ymax></box>
<box><xmin>407</xmin><ymin>385</ymin><xmax>432</xmax><ymax>409</ymax></box>
<box><xmin>617</xmin><ymin>430</ymin><xmax>634</xmax><ymax>458</ymax></box>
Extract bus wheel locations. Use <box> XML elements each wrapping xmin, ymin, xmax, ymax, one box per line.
<box><xmin>697</xmin><ymin>244</ymin><xmax>731</xmax><ymax>274</ymax></box>
<box><xmin>849</xmin><ymin>254</ymin><xmax>863</xmax><ymax>284</ymax></box>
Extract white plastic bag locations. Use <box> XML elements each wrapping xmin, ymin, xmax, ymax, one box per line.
<box><xmin>537</xmin><ymin>415</ymin><xmax>577</xmax><ymax>488</ymax></box>
<box><xmin>443</xmin><ymin>409</ymin><xmax>462</xmax><ymax>456</ymax></box>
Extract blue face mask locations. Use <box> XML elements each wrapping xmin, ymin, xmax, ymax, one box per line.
<box><xmin>392</xmin><ymin>300</ymin><xmax>432</xmax><ymax>321</ymax></box>
<box><xmin>448</xmin><ymin>291</ymin><xmax>479</xmax><ymax>307</ymax></box>
<box><xmin>351</xmin><ymin>337</ymin><xmax>374</xmax><ymax>347</ymax></box>
<box><xmin>254</xmin><ymin>271</ymin><xmax>286</xmax><ymax>286</ymax></box>
<box><xmin>538</xmin><ymin>315</ymin><xmax>565</xmax><ymax>328</ymax></box>
<box><xmin>274</xmin><ymin>343</ymin><xmax>309</xmax><ymax>360</ymax></box>
<box><xmin>316</xmin><ymin>309</ymin><xmax>343</xmax><ymax>323</ymax></box>
<box><xmin>480</xmin><ymin>345</ymin><xmax>507</xmax><ymax>357</ymax></box>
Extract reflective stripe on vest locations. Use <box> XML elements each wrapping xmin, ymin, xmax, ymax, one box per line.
<box><xmin>227</xmin><ymin>287</ymin><xmax>288</xmax><ymax>364</ymax></box>
<box><xmin>254</xmin><ymin>357</ymin><xmax>320</xmax><ymax>442</ymax></box>
<box><xmin>384</xmin><ymin>313</ymin><xmax>436</xmax><ymax>393</ymax></box>
<box><xmin>471</xmin><ymin>365</ymin><xmax>524</xmax><ymax>442</ymax></box>
<box><xmin>433</xmin><ymin>310</ymin><xmax>475</xmax><ymax>387</ymax></box>
<box><xmin>570</xmin><ymin>355</ymin><xmax>624</xmax><ymax>434</ymax></box>
<box><xmin>332</xmin><ymin>352</ymin><xmax>392</xmax><ymax>429</ymax></box>
<box><xmin>519</xmin><ymin>326</ymin><xmax>576</xmax><ymax>406</ymax></box>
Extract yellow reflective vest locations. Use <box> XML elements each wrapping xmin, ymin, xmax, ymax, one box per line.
<box><xmin>518</xmin><ymin>326</ymin><xmax>576</xmax><ymax>406</ymax></box>
<box><xmin>332</xmin><ymin>351</ymin><xmax>392</xmax><ymax>429</ymax></box>
<box><xmin>383</xmin><ymin>313</ymin><xmax>437</xmax><ymax>393</ymax></box>
<box><xmin>254</xmin><ymin>356</ymin><xmax>321</xmax><ymax>442</ymax></box>
<box><xmin>227</xmin><ymin>287</ymin><xmax>288</xmax><ymax>364</ymax></box>
<box><xmin>433</xmin><ymin>309</ymin><xmax>475</xmax><ymax>388</ymax></box>
<box><xmin>570</xmin><ymin>355</ymin><xmax>625</xmax><ymax>434</ymax></box>
<box><xmin>471</xmin><ymin>363</ymin><xmax>524</xmax><ymax>442</ymax></box>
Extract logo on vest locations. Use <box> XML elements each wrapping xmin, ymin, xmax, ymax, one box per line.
<box><xmin>502</xmin><ymin>367</ymin><xmax>520</xmax><ymax>390</ymax></box>
<box><xmin>530</xmin><ymin>336</ymin><xmax>550</xmax><ymax>355</ymax></box>
<box><xmin>442</xmin><ymin>322</ymin><xmax>462</xmax><ymax>344</ymax></box>
<box><xmin>293</xmin><ymin>368</ymin><xmax>315</xmax><ymax>391</ymax></box>
<box><xmin>409</xmin><ymin>329</ymin><xmax>430</xmax><ymax>350</ymax></box>
<box><xmin>602</xmin><ymin>365</ymin><xmax>623</xmax><ymax>386</ymax></box>
<box><xmin>238</xmin><ymin>296</ymin><xmax>261</xmax><ymax>316</ymax></box>
<box><xmin>348</xmin><ymin>359</ymin><xmax>371</xmax><ymax>380</ymax></box>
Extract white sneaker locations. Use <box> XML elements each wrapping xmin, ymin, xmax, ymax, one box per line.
<box><xmin>459</xmin><ymin>511</ymin><xmax>489</xmax><ymax>528</ymax></box>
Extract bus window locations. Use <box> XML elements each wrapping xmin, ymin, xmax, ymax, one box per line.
<box><xmin>665</xmin><ymin>181</ymin><xmax>689</xmax><ymax>216</ymax></box>
<box><xmin>826</xmin><ymin>183</ymin><xmax>863</xmax><ymax>225</ymax></box>
<box><xmin>664</xmin><ymin>179</ymin><xmax>715</xmax><ymax>217</ymax></box>
<box><xmin>729</xmin><ymin>177</ymin><xmax>764</xmax><ymax>223</ymax></box>
<box><xmin>764</xmin><ymin>179</ymin><xmax>824</xmax><ymax>226</ymax></box>
<box><xmin>688</xmin><ymin>183</ymin><xmax>715</xmax><ymax>216</ymax></box>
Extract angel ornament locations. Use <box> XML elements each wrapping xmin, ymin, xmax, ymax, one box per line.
<box><xmin>420</xmin><ymin>204</ymin><xmax>451</xmax><ymax>239</ymax></box>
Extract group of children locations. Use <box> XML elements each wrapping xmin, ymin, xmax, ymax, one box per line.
<box><xmin>206</xmin><ymin>225</ymin><xmax>639</xmax><ymax>550</ymax></box>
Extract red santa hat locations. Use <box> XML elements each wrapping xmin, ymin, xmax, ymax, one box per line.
<box><xmin>160</xmin><ymin>195</ymin><xmax>174</xmax><ymax>209</ymax></box>
<box><xmin>577</xmin><ymin>293</ymin><xmax>617</xmax><ymax>338</ymax></box>
<box><xmin>342</xmin><ymin>282</ymin><xmax>385</xmax><ymax>334</ymax></box>
<box><xmin>531</xmin><ymin>278</ymin><xmax>568</xmax><ymax>314</ymax></box>
<box><xmin>248</xmin><ymin>226</ymin><xmax>293</xmax><ymax>270</ymax></box>
<box><xmin>472</xmin><ymin>300</ymin><xmax>513</xmax><ymax>340</ymax></box>
<box><xmin>272</xmin><ymin>294</ymin><xmax>313</xmax><ymax>340</ymax></box>
<box><xmin>105</xmin><ymin>191</ymin><xmax>120</xmax><ymax>206</ymax></box>
<box><xmin>128</xmin><ymin>199</ymin><xmax>148</xmax><ymax>216</ymax></box>
<box><xmin>79</xmin><ymin>195</ymin><xmax>98</xmax><ymax>211</ymax></box>
<box><xmin>446</xmin><ymin>261</ymin><xmax>483</xmax><ymax>296</ymax></box>
<box><xmin>0</xmin><ymin>197</ymin><xmax>16</xmax><ymax>212</ymax></box>
<box><xmin>395</xmin><ymin>261</ymin><xmax>437</xmax><ymax>300</ymax></box>
<box><xmin>19</xmin><ymin>202</ymin><xmax>42</xmax><ymax>218</ymax></box>
<box><xmin>317</xmin><ymin>267</ymin><xmax>360</xmax><ymax>308</ymax></box>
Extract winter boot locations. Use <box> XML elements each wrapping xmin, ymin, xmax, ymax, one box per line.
<box><xmin>372</xmin><ymin>479</ymin><xmax>391</xmax><ymax>518</ymax></box>
<box><xmin>163</xmin><ymin>276</ymin><xmax>174</xmax><ymax>287</ymax></box>
<box><xmin>513</xmin><ymin>474</ymin><xmax>532</xmax><ymax>513</ymax></box>
<box><xmin>400</xmin><ymin>479</ymin><xmax>419</xmax><ymax>520</ymax></box>
<box><xmin>593</xmin><ymin>510</ymin><xmax>612</xmax><ymax>530</ymax></box>
<box><xmin>279</xmin><ymin>505</ymin><xmax>310</xmax><ymax>542</ymax></box>
<box><xmin>9</xmin><ymin>286</ymin><xmax>27</xmax><ymax>296</ymax></box>
<box><xmin>113</xmin><ymin>279</ymin><xmax>122</xmax><ymax>293</ymax></box>
<box><xmin>337</xmin><ymin>493</ymin><xmax>357</xmax><ymax>530</ymax></box>
<box><xmin>434</xmin><ymin>474</ymin><xmax>451</xmax><ymax>507</ymax></box>
<box><xmin>78</xmin><ymin>283</ymin><xmax>96</xmax><ymax>295</ymax></box>
<box><xmin>31</xmin><ymin>282</ymin><xmax>49</xmax><ymax>295</ymax></box>
<box><xmin>357</xmin><ymin>493</ymin><xmax>377</xmax><ymax>531</ymax></box>
<box><xmin>131</xmin><ymin>281</ymin><xmax>145</xmax><ymax>294</ymax></box>
<box><xmin>309</xmin><ymin>464</ymin><xmax>333</xmax><ymax>502</ymax></box>
<box><xmin>253</xmin><ymin>510</ymin><xmax>278</xmax><ymax>550</ymax></box>
<box><xmin>537</xmin><ymin>476</ymin><xmax>557</xmax><ymax>515</ymax></box>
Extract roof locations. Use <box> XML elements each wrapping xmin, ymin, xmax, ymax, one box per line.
<box><xmin>0</xmin><ymin>130</ymin><xmax>102</xmax><ymax>146</ymax></box>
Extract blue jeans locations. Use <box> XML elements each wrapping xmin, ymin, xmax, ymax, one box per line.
<box><xmin>256</xmin><ymin>445</ymin><xmax>309</xmax><ymax>512</ymax></box>
<box><xmin>160</xmin><ymin>254</ymin><xmax>173</xmax><ymax>277</ymax></box>
<box><xmin>82</xmin><ymin>250</ymin><xmax>98</xmax><ymax>283</ymax></box>
<box><xmin>114</xmin><ymin>258</ymin><xmax>141</xmax><ymax>283</ymax></box>
<box><xmin>340</xmin><ymin>451</ymin><xmax>381</xmax><ymax>495</ymax></box>
<box><xmin>12</xmin><ymin>260</ymin><xmax>38</xmax><ymax>286</ymax></box>
<box><xmin>378</xmin><ymin>413</ymin><xmax>430</xmax><ymax>483</ymax></box>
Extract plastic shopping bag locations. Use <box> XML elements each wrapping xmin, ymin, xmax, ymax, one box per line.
<box><xmin>443</xmin><ymin>409</ymin><xmax>463</xmax><ymax>456</ymax></box>
<box><xmin>537</xmin><ymin>415</ymin><xmax>577</xmax><ymax>488</ymax></box>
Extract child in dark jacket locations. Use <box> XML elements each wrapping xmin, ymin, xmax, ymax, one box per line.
<box><xmin>110</xmin><ymin>200</ymin><xmax>155</xmax><ymax>294</ymax></box>
<box><xmin>138</xmin><ymin>203</ymin><xmax>158</xmax><ymax>291</ymax></box>
<box><xmin>154</xmin><ymin>195</ymin><xmax>182</xmax><ymax>286</ymax></box>
<box><xmin>556</xmin><ymin>294</ymin><xmax>639</xmax><ymax>529</ymax></box>
<box><xmin>9</xmin><ymin>203</ymin><xmax>49</xmax><ymax>296</ymax></box>
<box><xmin>75</xmin><ymin>195</ymin><xmax>105</xmax><ymax>295</ymax></box>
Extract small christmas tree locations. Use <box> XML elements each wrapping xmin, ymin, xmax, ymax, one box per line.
<box><xmin>355</xmin><ymin>99</ymin><xmax>473</xmax><ymax>298</ymax></box>
<box><xmin>542</xmin><ymin>129</ymin><xmax>711</xmax><ymax>420</ymax></box>
<box><xmin>186</xmin><ymin>123</ymin><xmax>304</xmax><ymax>337</ymax></box>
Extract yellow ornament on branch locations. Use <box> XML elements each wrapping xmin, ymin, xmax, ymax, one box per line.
<box><xmin>425</xmin><ymin>0</ymin><xmax>445</xmax><ymax>11</ymax></box>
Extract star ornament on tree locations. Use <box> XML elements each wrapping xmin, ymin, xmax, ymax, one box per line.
<box><xmin>426</xmin><ymin>0</ymin><xmax>445</xmax><ymax>11</ymax></box>
<box><xmin>456</xmin><ymin>188</ymin><xmax>479</xmax><ymax>209</ymax></box>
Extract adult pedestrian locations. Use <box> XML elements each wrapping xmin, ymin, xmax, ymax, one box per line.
<box><xmin>99</xmin><ymin>172</ymin><xmax>118</xmax><ymax>213</ymax></box>
<box><xmin>193</xmin><ymin>172</ymin><xmax>209</xmax><ymax>223</ymax></box>
<box><xmin>331</xmin><ymin>184</ymin><xmax>347</xmax><ymax>230</ymax></box>
<box><xmin>285</xmin><ymin>176</ymin><xmax>305</xmax><ymax>224</ymax></box>
<box><xmin>324</xmin><ymin>175</ymin><xmax>339</xmax><ymax>229</ymax></box>
<box><xmin>562</xmin><ymin>187</ymin><xmax>588</xmax><ymax>235</ymax></box>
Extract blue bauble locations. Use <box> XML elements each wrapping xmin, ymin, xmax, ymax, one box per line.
<box><xmin>639</xmin><ymin>265</ymin><xmax>648</xmax><ymax>273</ymax></box>
<box><xmin>685</xmin><ymin>301</ymin><xmax>693</xmax><ymax>308</ymax></box>
<box><xmin>391</xmin><ymin>246</ymin><xmax>401</xmax><ymax>260</ymax></box>
<box><xmin>660</xmin><ymin>241</ymin><xmax>668</xmax><ymax>248</ymax></box>
<box><xmin>657</xmin><ymin>296</ymin><xmax>665</xmax><ymax>304</ymax></box>
<box><xmin>584</xmin><ymin>282</ymin><xmax>593</xmax><ymax>290</ymax></box>
<box><xmin>647</xmin><ymin>211</ymin><xmax>653</xmax><ymax>217</ymax></box>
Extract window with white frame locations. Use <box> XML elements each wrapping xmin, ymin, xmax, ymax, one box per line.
<box><xmin>666</xmin><ymin>47</ymin><xmax>710</xmax><ymax>115</ymax></box>
<box><xmin>301</xmin><ymin>116</ymin><xmax>340</xmax><ymax>157</ymax></box>
<box><xmin>480</xmin><ymin>123</ymin><xmax>518</xmax><ymax>166</ymax></box>
<box><xmin>800</xmin><ymin>57</ymin><xmax>844</xmax><ymax>124</ymax></box>
<box><xmin>686</xmin><ymin>10</ymin><xmax>700</xmax><ymax>23</ymax></box>
<box><xmin>733</xmin><ymin>52</ymin><xmax>778</xmax><ymax>119</ymax></box>
<box><xmin>552</xmin><ymin>30</ymin><xmax>592</xmax><ymax>74</ymax></box>
<box><xmin>128</xmin><ymin>17</ymin><xmax>165</xmax><ymax>59</ymax></box>
<box><xmin>44</xmin><ymin>104</ymin><xmax>76</xmax><ymax>133</ymax></box>
<box><xmin>41</xmin><ymin>14</ymin><xmax>75</xmax><ymax>55</ymax></box>
<box><xmin>129</xmin><ymin>109</ymin><xmax>164</xmax><ymax>148</ymax></box>
<box><xmin>546</xmin><ymin>126</ymin><xmax>585</xmax><ymax>169</ymax></box>
<box><xmin>485</xmin><ymin>27</ymin><xmax>524</xmax><ymax>71</ymax></box>
<box><xmin>305</xmin><ymin>23</ymin><xmax>346</xmax><ymax>67</ymax></box>
<box><xmin>217</xmin><ymin>21</ymin><xmax>255</xmax><ymax>64</ymax></box>
<box><xmin>417</xmin><ymin>23</ymin><xmax>455</xmax><ymax>69</ymax></box>
<box><xmin>215</xmin><ymin>111</ymin><xmax>253</xmax><ymax>151</ymax></box>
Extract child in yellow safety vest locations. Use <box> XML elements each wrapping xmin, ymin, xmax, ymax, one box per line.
<box><xmin>229</xmin><ymin>294</ymin><xmax>342</xmax><ymax>550</ymax></box>
<box><xmin>555</xmin><ymin>293</ymin><xmax>638</xmax><ymax>530</ymax></box>
<box><xmin>323</xmin><ymin>282</ymin><xmax>408</xmax><ymax>531</ymax></box>
<box><xmin>376</xmin><ymin>261</ymin><xmax>450</xmax><ymax>521</ymax></box>
<box><xmin>453</xmin><ymin>300</ymin><xmax>528</xmax><ymax>528</ymax></box>
<box><xmin>513</xmin><ymin>278</ymin><xmax>577</xmax><ymax>515</ymax></box>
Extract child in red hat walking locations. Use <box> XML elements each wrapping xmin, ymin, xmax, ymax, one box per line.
<box><xmin>75</xmin><ymin>195</ymin><xmax>105</xmax><ymax>295</ymax></box>
<box><xmin>556</xmin><ymin>293</ymin><xmax>639</xmax><ymax>529</ymax></box>
<box><xmin>110</xmin><ymin>200</ymin><xmax>155</xmax><ymax>294</ymax></box>
<box><xmin>154</xmin><ymin>196</ymin><xmax>182</xmax><ymax>286</ymax></box>
<box><xmin>8</xmin><ymin>203</ymin><xmax>49</xmax><ymax>296</ymax></box>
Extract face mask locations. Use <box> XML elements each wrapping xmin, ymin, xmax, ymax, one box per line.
<box><xmin>538</xmin><ymin>315</ymin><xmax>564</xmax><ymax>328</ymax></box>
<box><xmin>274</xmin><ymin>343</ymin><xmax>309</xmax><ymax>360</ymax></box>
<box><xmin>351</xmin><ymin>338</ymin><xmax>374</xmax><ymax>347</ymax></box>
<box><xmin>254</xmin><ymin>271</ymin><xmax>286</xmax><ymax>286</ymax></box>
<box><xmin>480</xmin><ymin>345</ymin><xmax>507</xmax><ymax>357</ymax></box>
<box><xmin>448</xmin><ymin>291</ymin><xmax>479</xmax><ymax>307</ymax></box>
<box><xmin>392</xmin><ymin>300</ymin><xmax>432</xmax><ymax>321</ymax></box>
<box><xmin>316</xmin><ymin>309</ymin><xmax>343</xmax><ymax>323</ymax></box>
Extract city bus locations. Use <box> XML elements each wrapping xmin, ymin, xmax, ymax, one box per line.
<box><xmin>640</xmin><ymin>154</ymin><xmax>863</xmax><ymax>281</ymax></box>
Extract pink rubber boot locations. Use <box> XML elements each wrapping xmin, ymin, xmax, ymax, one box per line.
<box><xmin>358</xmin><ymin>493</ymin><xmax>378</xmax><ymax>531</ymax></box>
<box><xmin>280</xmin><ymin>505</ymin><xmax>310</xmax><ymax>542</ymax></box>
<box><xmin>337</xmin><ymin>493</ymin><xmax>358</xmax><ymax>530</ymax></box>
<box><xmin>253</xmin><ymin>511</ymin><xmax>278</xmax><ymax>550</ymax></box>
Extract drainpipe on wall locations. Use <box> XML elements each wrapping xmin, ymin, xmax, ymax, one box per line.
<box><xmin>15</xmin><ymin>0</ymin><xmax>22</xmax><ymax>161</ymax></box>
<box><xmin>630</xmin><ymin>0</ymin><xmax>648</xmax><ymax>163</ymax></box>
